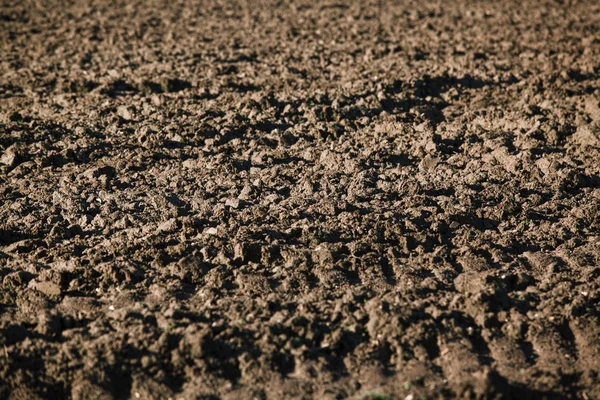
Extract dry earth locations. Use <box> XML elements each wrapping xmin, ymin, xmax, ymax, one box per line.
<box><xmin>1</xmin><ymin>0</ymin><xmax>600</xmax><ymax>399</ymax></box>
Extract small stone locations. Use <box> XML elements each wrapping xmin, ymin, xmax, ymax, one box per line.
<box><xmin>535</xmin><ymin>158</ymin><xmax>552</xmax><ymax>175</ymax></box>
<box><xmin>29</xmin><ymin>280</ymin><xmax>62</xmax><ymax>297</ymax></box>
<box><xmin>170</xmin><ymin>134</ymin><xmax>183</xmax><ymax>143</ymax></box>
<box><xmin>234</xmin><ymin>243</ymin><xmax>246</xmax><ymax>263</ymax></box>
<box><xmin>425</xmin><ymin>140</ymin><xmax>437</xmax><ymax>153</ymax></box>
<box><xmin>419</xmin><ymin>154</ymin><xmax>439</xmax><ymax>171</ymax></box>
<box><xmin>157</xmin><ymin>218</ymin><xmax>179</xmax><ymax>233</ymax></box>
<box><xmin>264</xmin><ymin>193</ymin><xmax>280</xmax><ymax>204</ymax></box>
<box><xmin>116</xmin><ymin>105</ymin><xmax>133</xmax><ymax>121</ymax></box>
<box><xmin>205</xmin><ymin>227</ymin><xmax>218</xmax><ymax>235</ymax></box>
<box><xmin>238</xmin><ymin>185</ymin><xmax>253</xmax><ymax>200</ymax></box>
<box><xmin>182</xmin><ymin>158</ymin><xmax>198</xmax><ymax>169</ymax></box>
<box><xmin>82</xmin><ymin>165</ymin><xmax>116</xmax><ymax>180</ymax></box>
<box><xmin>225</xmin><ymin>198</ymin><xmax>241</xmax><ymax>209</ymax></box>
<box><xmin>1</xmin><ymin>145</ymin><xmax>20</xmax><ymax>168</ymax></box>
<box><xmin>151</xmin><ymin>95</ymin><xmax>161</xmax><ymax>106</ymax></box>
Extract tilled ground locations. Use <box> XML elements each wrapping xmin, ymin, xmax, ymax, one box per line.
<box><xmin>1</xmin><ymin>0</ymin><xmax>600</xmax><ymax>398</ymax></box>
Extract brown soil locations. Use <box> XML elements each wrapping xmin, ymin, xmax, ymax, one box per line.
<box><xmin>1</xmin><ymin>0</ymin><xmax>600</xmax><ymax>399</ymax></box>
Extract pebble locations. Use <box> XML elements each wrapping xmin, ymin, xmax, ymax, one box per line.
<box><xmin>82</xmin><ymin>165</ymin><xmax>116</xmax><ymax>179</ymax></box>
<box><xmin>1</xmin><ymin>145</ymin><xmax>20</xmax><ymax>168</ymax></box>
<box><xmin>225</xmin><ymin>198</ymin><xmax>241</xmax><ymax>209</ymax></box>
<box><xmin>205</xmin><ymin>227</ymin><xmax>218</xmax><ymax>235</ymax></box>
<box><xmin>29</xmin><ymin>280</ymin><xmax>62</xmax><ymax>297</ymax></box>
<box><xmin>419</xmin><ymin>154</ymin><xmax>439</xmax><ymax>171</ymax></box>
<box><xmin>117</xmin><ymin>105</ymin><xmax>133</xmax><ymax>121</ymax></box>
<box><xmin>157</xmin><ymin>218</ymin><xmax>179</xmax><ymax>233</ymax></box>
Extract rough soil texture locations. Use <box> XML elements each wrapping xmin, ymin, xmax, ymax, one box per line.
<box><xmin>1</xmin><ymin>0</ymin><xmax>600</xmax><ymax>399</ymax></box>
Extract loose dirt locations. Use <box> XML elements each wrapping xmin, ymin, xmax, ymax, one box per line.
<box><xmin>1</xmin><ymin>0</ymin><xmax>600</xmax><ymax>398</ymax></box>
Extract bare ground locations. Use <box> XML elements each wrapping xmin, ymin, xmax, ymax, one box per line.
<box><xmin>1</xmin><ymin>0</ymin><xmax>600</xmax><ymax>399</ymax></box>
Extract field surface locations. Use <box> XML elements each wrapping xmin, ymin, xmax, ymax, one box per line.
<box><xmin>1</xmin><ymin>0</ymin><xmax>600</xmax><ymax>398</ymax></box>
